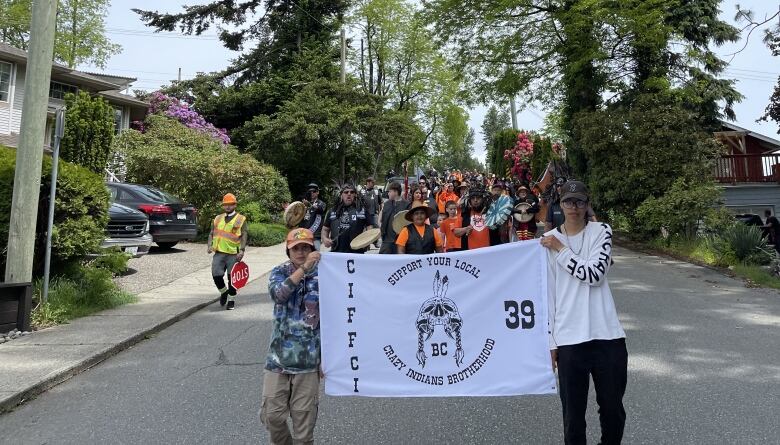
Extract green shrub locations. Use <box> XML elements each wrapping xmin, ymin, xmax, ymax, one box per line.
<box><xmin>31</xmin><ymin>263</ymin><xmax>136</xmax><ymax>328</ymax></box>
<box><xmin>90</xmin><ymin>249</ymin><xmax>130</xmax><ymax>275</ymax></box>
<box><xmin>238</xmin><ymin>201</ymin><xmax>272</xmax><ymax>224</ymax></box>
<box><xmin>60</xmin><ymin>91</ymin><xmax>115</xmax><ymax>174</ymax></box>
<box><xmin>114</xmin><ymin>116</ymin><xmax>291</xmax><ymax>232</ymax></box>
<box><xmin>635</xmin><ymin>178</ymin><xmax>720</xmax><ymax>240</ymax></box>
<box><xmin>0</xmin><ymin>146</ymin><xmax>110</xmax><ymax>277</ymax></box>
<box><xmin>246</xmin><ymin>222</ymin><xmax>287</xmax><ymax>247</ymax></box>
<box><xmin>702</xmin><ymin>207</ymin><xmax>737</xmax><ymax>235</ymax></box>
<box><xmin>708</xmin><ymin>224</ymin><xmax>771</xmax><ymax>266</ymax></box>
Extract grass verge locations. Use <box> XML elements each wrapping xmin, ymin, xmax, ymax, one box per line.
<box><xmin>31</xmin><ymin>261</ymin><xmax>137</xmax><ymax>329</ymax></box>
<box><xmin>618</xmin><ymin>233</ymin><xmax>780</xmax><ymax>292</ymax></box>
<box><xmin>732</xmin><ymin>264</ymin><xmax>780</xmax><ymax>290</ymax></box>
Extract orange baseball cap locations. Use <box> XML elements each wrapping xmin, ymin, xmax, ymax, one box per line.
<box><xmin>286</xmin><ymin>228</ymin><xmax>315</xmax><ymax>249</ymax></box>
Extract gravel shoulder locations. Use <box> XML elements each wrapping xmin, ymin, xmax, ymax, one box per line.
<box><xmin>114</xmin><ymin>242</ymin><xmax>211</xmax><ymax>294</ymax></box>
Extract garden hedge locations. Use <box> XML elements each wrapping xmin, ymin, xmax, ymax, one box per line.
<box><xmin>0</xmin><ymin>146</ymin><xmax>110</xmax><ymax>277</ymax></box>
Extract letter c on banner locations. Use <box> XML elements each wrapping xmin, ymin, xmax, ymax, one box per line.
<box><xmin>351</xmin><ymin>356</ymin><xmax>359</xmax><ymax>370</ymax></box>
<box><xmin>347</xmin><ymin>259</ymin><xmax>355</xmax><ymax>274</ymax></box>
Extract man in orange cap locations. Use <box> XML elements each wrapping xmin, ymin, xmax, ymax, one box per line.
<box><xmin>262</xmin><ymin>228</ymin><xmax>322</xmax><ymax>444</ymax></box>
<box><xmin>207</xmin><ymin>193</ymin><xmax>248</xmax><ymax>310</ymax></box>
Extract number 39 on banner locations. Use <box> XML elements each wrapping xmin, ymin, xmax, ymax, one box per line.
<box><xmin>504</xmin><ymin>300</ymin><xmax>535</xmax><ymax>330</ymax></box>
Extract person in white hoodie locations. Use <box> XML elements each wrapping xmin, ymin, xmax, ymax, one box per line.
<box><xmin>540</xmin><ymin>180</ymin><xmax>627</xmax><ymax>445</ymax></box>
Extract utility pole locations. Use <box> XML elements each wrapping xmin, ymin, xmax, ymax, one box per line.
<box><xmin>510</xmin><ymin>97</ymin><xmax>518</xmax><ymax>131</ymax></box>
<box><xmin>177</xmin><ymin>67</ymin><xmax>181</xmax><ymax>82</ymax></box>
<box><xmin>4</xmin><ymin>0</ymin><xmax>58</xmax><ymax>283</ymax></box>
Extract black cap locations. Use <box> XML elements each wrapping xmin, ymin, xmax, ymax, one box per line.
<box><xmin>468</xmin><ymin>185</ymin><xmax>488</xmax><ymax>197</ymax></box>
<box><xmin>560</xmin><ymin>180</ymin><xmax>589</xmax><ymax>202</ymax></box>
<box><xmin>307</xmin><ymin>183</ymin><xmax>319</xmax><ymax>190</ymax></box>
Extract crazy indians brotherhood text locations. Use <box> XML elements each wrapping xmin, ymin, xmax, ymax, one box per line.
<box><xmin>319</xmin><ymin>242</ymin><xmax>558</xmax><ymax>398</ymax></box>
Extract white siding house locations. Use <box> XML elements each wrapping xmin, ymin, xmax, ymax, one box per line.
<box><xmin>0</xmin><ymin>43</ymin><xmax>149</xmax><ymax>149</ymax></box>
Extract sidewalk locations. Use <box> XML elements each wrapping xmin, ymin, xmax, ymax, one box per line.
<box><xmin>0</xmin><ymin>242</ymin><xmax>289</xmax><ymax>413</ymax></box>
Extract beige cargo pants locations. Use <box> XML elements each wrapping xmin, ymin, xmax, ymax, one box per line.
<box><xmin>260</xmin><ymin>370</ymin><xmax>320</xmax><ymax>445</ymax></box>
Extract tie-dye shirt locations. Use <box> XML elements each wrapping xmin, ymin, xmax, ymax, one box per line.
<box><xmin>266</xmin><ymin>261</ymin><xmax>320</xmax><ymax>374</ymax></box>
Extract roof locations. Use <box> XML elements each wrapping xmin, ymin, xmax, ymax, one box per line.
<box><xmin>719</xmin><ymin>121</ymin><xmax>780</xmax><ymax>152</ymax></box>
<box><xmin>79</xmin><ymin>71</ymin><xmax>138</xmax><ymax>89</ymax></box>
<box><xmin>98</xmin><ymin>90</ymin><xmax>149</xmax><ymax>108</ymax></box>
<box><xmin>0</xmin><ymin>42</ymin><xmax>130</xmax><ymax>92</ymax></box>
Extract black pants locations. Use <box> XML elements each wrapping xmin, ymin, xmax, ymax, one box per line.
<box><xmin>557</xmin><ymin>338</ymin><xmax>628</xmax><ymax>445</ymax></box>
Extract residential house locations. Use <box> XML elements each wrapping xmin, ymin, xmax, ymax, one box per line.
<box><xmin>715</xmin><ymin>121</ymin><xmax>780</xmax><ymax>215</ymax></box>
<box><xmin>0</xmin><ymin>42</ymin><xmax>148</xmax><ymax>149</ymax></box>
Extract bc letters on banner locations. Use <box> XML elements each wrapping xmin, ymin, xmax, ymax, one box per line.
<box><xmin>319</xmin><ymin>241</ymin><xmax>557</xmax><ymax>397</ymax></box>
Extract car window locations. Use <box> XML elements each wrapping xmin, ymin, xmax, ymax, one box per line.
<box><xmin>107</xmin><ymin>186</ymin><xmax>118</xmax><ymax>202</ymax></box>
<box><xmin>126</xmin><ymin>185</ymin><xmax>182</xmax><ymax>203</ymax></box>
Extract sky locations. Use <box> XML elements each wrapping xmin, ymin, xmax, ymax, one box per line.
<box><xmin>86</xmin><ymin>0</ymin><xmax>780</xmax><ymax>164</ymax></box>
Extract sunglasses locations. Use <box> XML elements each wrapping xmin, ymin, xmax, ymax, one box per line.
<box><xmin>342</xmin><ymin>190</ymin><xmax>356</xmax><ymax>195</ymax></box>
<box><xmin>562</xmin><ymin>199</ymin><xmax>588</xmax><ymax>209</ymax></box>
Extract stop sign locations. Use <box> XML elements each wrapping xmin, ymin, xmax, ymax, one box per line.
<box><xmin>230</xmin><ymin>261</ymin><xmax>250</xmax><ymax>290</ymax></box>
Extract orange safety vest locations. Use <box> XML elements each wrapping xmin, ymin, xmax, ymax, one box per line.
<box><xmin>211</xmin><ymin>213</ymin><xmax>246</xmax><ymax>254</ymax></box>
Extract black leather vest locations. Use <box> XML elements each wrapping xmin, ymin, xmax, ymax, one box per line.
<box><xmin>405</xmin><ymin>223</ymin><xmax>435</xmax><ymax>255</ymax></box>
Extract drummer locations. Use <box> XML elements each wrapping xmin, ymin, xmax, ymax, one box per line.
<box><xmin>396</xmin><ymin>202</ymin><xmax>444</xmax><ymax>254</ymax></box>
<box><xmin>512</xmin><ymin>185</ymin><xmax>540</xmax><ymax>241</ymax></box>
<box><xmin>300</xmin><ymin>183</ymin><xmax>327</xmax><ymax>250</ymax></box>
<box><xmin>322</xmin><ymin>184</ymin><xmax>376</xmax><ymax>253</ymax></box>
<box><xmin>488</xmin><ymin>182</ymin><xmax>512</xmax><ymax>245</ymax></box>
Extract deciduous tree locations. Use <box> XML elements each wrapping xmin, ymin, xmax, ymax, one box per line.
<box><xmin>0</xmin><ymin>0</ymin><xmax>120</xmax><ymax>68</ymax></box>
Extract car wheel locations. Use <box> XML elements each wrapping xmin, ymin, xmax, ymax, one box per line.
<box><xmin>156</xmin><ymin>242</ymin><xmax>179</xmax><ymax>249</ymax></box>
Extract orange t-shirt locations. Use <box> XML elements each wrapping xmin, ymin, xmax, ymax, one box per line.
<box><xmin>466</xmin><ymin>213</ymin><xmax>491</xmax><ymax>249</ymax></box>
<box><xmin>439</xmin><ymin>216</ymin><xmax>462</xmax><ymax>250</ymax></box>
<box><xmin>395</xmin><ymin>224</ymin><xmax>443</xmax><ymax>248</ymax></box>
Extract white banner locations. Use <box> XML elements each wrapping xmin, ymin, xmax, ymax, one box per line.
<box><xmin>319</xmin><ymin>241</ymin><xmax>557</xmax><ymax>397</ymax></box>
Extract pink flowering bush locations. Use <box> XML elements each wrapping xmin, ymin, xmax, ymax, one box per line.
<box><xmin>136</xmin><ymin>91</ymin><xmax>230</xmax><ymax>144</ymax></box>
<box><xmin>504</xmin><ymin>131</ymin><xmax>535</xmax><ymax>182</ymax></box>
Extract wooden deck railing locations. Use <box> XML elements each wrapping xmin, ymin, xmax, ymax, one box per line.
<box><xmin>714</xmin><ymin>153</ymin><xmax>780</xmax><ymax>183</ymax></box>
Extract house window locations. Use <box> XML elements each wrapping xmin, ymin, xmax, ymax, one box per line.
<box><xmin>0</xmin><ymin>62</ymin><xmax>11</xmax><ymax>102</ymax></box>
<box><xmin>113</xmin><ymin>107</ymin><xmax>123</xmax><ymax>133</ymax></box>
<box><xmin>49</xmin><ymin>81</ymin><xmax>78</xmax><ymax>100</ymax></box>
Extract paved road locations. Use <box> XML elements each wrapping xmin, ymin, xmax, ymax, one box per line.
<box><xmin>1</xmin><ymin>247</ymin><xmax>779</xmax><ymax>444</ymax></box>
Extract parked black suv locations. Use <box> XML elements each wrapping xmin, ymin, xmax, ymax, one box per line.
<box><xmin>102</xmin><ymin>202</ymin><xmax>152</xmax><ymax>257</ymax></box>
<box><xmin>106</xmin><ymin>183</ymin><xmax>198</xmax><ymax>249</ymax></box>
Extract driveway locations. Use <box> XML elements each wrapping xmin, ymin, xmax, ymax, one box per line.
<box><xmin>115</xmin><ymin>242</ymin><xmax>211</xmax><ymax>294</ymax></box>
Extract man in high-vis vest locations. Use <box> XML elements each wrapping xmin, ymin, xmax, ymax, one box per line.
<box><xmin>207</xmin><ymin>193</ymin><xmax>248</xmax><ymax>310</ymax></box>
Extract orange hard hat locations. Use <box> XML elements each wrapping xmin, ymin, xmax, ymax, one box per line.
<box><xmin>222</xmin><ymin>193</ymin><xmax>237</xmax><ymax>205</ymax></box>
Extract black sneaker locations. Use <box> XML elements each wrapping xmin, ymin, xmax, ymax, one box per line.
<box><xmin>226</xmin><ymin>300</ymin><xmax>235</xmax><ymax>310</ymax></box>
<box><xmin>220</xmin><ymin>292</ymin><xmax>228</xmax><ymax>306</ymax></box>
